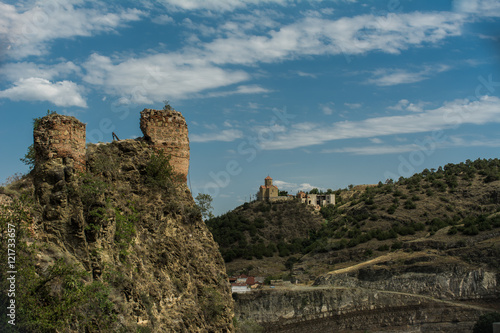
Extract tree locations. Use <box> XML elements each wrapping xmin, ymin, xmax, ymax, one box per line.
<box><xmin>163</xmin><ymin>100</ymin><xmax>173</xmax><ymax>111</ymax></box>
<box><xmin>21</xmin><ymin>110</ymin><xmax>57</xmax><ymax>171</ymax></box>
<box><xmin>278</xmin><ymin>190</ymin><xmax>288</xmax><ymax>196</ymax></box>
<box><xmin>20</xmin><ymin>144</ymin><xmax>35</xmax><ymax>171</ymax></box>
<box><xmin>195</xmin><ymin>193</ymin><xmax>215</xmax><ymax>220</ymax></box>
<box><xmin>473</xmin><ymin>312</ymin><xmax>500</xmax><ymax>333</ymax></box>
<box><xmin>309</xmin><ymin>188</ymin><xmax>319</xmax><ymax>194</ymax></box>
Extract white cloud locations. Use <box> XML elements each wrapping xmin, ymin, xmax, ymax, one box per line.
<box><xmin>202</xmin><ymin>12</ymin><xmax>464</xmax><ymax>65</ymax></box>
<box><xmin>0</xmin><ymin>4</ymin><xmax>470</xmax><ymax>106</ymax></box>
<box><xmin>152</xmin><ymin>14</ymin><xmax>174</xmax><ymax>24</ymax></box>
<box><xmin>0</xmin><ymin>1</ymin><xmax>145</xmax><ymax>59</ymax></box>
<box><xmin>320</xmin><ymin>102</ymin><xmax>334</xmax><ymax>115</ymax></box>
<box><xmin>295</xmin><ymin>71</ymin><xmax>317</xmax><ymax>78</ymax></box>
<box><xmin>453</xmin><ymin>0</ymin><xmax>500</xmax><ymax>17</ymax></box>
<box><xmin>67</xmin><ymin>10</ymin><xmax>466</xmax><ymax>103</ymax></box>
<box><xmin>370</xmin><ymin>138</ymin><xmax>383</xmax><ymax>144</ymax></box>
<box><xmin>344</xmin><ymin>102</ymin><xmax>362</xmax><ymax>109</ymax></box>
<box><xmin>0</xmin><ymin>77</ymin><xmax>87</xmax><ymax>107</ymax></box>
<box><xmin>158</xmin><ymin>0</ymin><xmax>288</xmax><ymax>12</ymax></box>
<box><xmin>205</xmin><ymin>84</ymin><xmax>271</xmax><ymax>98</ymax></box>
<box><xmin>322</xmin><ymin>135</ymin><xmax>500</xmax><ymax>156</ymax></box>
<box><xmin>82</xmin><ymin>53</ymin><xmax>250</xmax><ymax>103</ymax></box>
<box><xmin>1</xmin><ymin>61</ymin><xmax>81</xmax><ymax>81</ymax></box>
<box><xmin>273</xmin><ymin>180</ymin><xmax>323</xmax><ymax>193</ymax></box>
<box><xmin>388</xmin><ymin>99</ymin><xmax>429</xmax><ymax>112</ymax></box>
<box><xmin>191</xmin><ymin>129</ymin><xmax>243</xmax><ymax>142</ymax></box>
<box><xmin>260</xmin><ymin>96</ymin><xmax>500</xmax><ymax>150</ymax></box>
<box><xmin>368</xmin><ymin>64</ymin><xmax>450</xmax><ymax>86</ymax></box>
<box><xmin>322</xmin><ymin>144</ymin><xmax>422</xmax><ymax>155</ymax></box>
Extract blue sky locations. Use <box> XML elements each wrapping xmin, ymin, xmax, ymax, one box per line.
<box><xmin>1</xmin><ymin>0</ymin><xmax>500</xmax><ymax>216</ymax></box>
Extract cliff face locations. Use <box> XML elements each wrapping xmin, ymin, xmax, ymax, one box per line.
<box><xmin>314</xmin><ymin>253</ymin><xmax>499</xmax><ymax>301</ymax></box>
<box><xmin>234</xmin><ymin>251</ymin><xmax>499</xmax><ymax>333</ymax></box>
<box><xmin>235</xmin><ymin>287</ymin><xmax>486</xmax><ymax>333</ymax></box>
<box><xmin>12</xmin><ymin>110</ymin><xmax>234</xmax><ymax>332</ymax></box>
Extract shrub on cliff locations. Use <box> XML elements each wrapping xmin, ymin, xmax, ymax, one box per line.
<box><xmin>0</xmin><ymin>197</ymin><xmax>117</xmax><ymax>332</ymax></box>
<box><xmin>144</xmin><ymin>150</ymin><xmax>174</xmax><ymax>188</ymax></box>
<box><xmin>473</xmin><ymin>312</ymin><xmax>500</xmax><ymax>333</ymax></box>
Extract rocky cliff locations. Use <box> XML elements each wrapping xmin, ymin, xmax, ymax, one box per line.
<box><xmin>0</xmin><ymin>110</ymin><xmax>234</xmax><ymax>332</ymax></box>
<box><xmin>234</xmin><ymin>249</ymin><xmax>499</xmax><ymax>332</ymax></box>
<box><xmin>235</xmin><ymin>286</ymin><xmax>487</xmax><ymax>333</ymax></box>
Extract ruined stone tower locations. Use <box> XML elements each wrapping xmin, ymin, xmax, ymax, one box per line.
<box><xmin>140</xmin><ymin>108</ymin><xmax>190</xmax><ymax>181</ymax></box>
<box><xmin>33</xmin><ymin>114</ymin><xmax>86</xmax><ymax>173</ymax></box>
<box><xmin>33</xmin><ymin>113</ymin><xmax>87</xmax><ymax>257</ymax></box>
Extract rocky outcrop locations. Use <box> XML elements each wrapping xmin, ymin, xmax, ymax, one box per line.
<box><xmin>235</xmin><ymin>286</ymin><xmax>489</xmax><ymax>333</ymax></box>
<box><xmin>234</xmin><ymin>252</ymin><xmax>499</xmax><ymax>332</ymax></box>
<box><xmin>27</xmin><ymin>111</ymin><xmax>234</xmax><ymax>332</ymax></box>
<box><xmin>315</xmin><ymin>257</ymin><xmax>499</xmax><ymax>301</ymax></box>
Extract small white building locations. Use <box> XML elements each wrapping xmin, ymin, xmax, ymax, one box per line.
<box><xmin>300</xmin><ymin>193</ymin><xmax>335</xmax><ymax>207</ymax></box>
<box><xmin>231</xmin><ymin>283</ymin><xmax>250</xmax><ymax>294</ymax></box>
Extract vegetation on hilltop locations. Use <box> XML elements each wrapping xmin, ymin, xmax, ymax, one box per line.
<box><xmin>209</xmin><ymin>158</ymin><xmax>500</xmax><ymax>278</ymax></box>
<box><xmin>207</xmin><ymin>200</ymin><xmax>324</xmax><ymax>262</ymax></box>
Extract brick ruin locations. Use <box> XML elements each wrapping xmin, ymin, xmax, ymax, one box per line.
<box><xmin>33</xmin><ymin>114</ymin><xmax>87</xmax><ymax>173</ymax></box>
<box><xmin>140</xmin><ymin>108</ymin><xmax>190</xmax><ymax>181</ymax></box>
<box><xmin>33</xmin><ymin>108</ymin><xmax>190</xmax><ymax>181</ymax></box>
<box><xmin>32</xmin><ymin>108</ymin><xmax>190</xmax><ymax>255</ymax></box>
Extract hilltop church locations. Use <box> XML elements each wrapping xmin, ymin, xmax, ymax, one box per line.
<box><xmin>257</xmin><ymin>176</ymin><xmax>279</xmax><ymax>201</ymax></box>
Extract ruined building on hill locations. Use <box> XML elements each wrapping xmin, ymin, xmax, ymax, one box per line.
<box><xmin>256</xmin><ymin>176</ymin><xmax>335</xmax><ymax>207</ymax></box>
<box><xmin>30</xmin><ymin>108</ymin><xmax>234</xmax><ymax>332</ymax></box>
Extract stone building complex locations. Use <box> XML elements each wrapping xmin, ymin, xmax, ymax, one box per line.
<box><xmin>297</xmin><ymin>192</ymin><xmax>335</xmax><ymax>207</ymax></box>
<box><xmin>256</xmin><ymin>176</ymin><xmax>335</xmax><ymax>207</ymax></box>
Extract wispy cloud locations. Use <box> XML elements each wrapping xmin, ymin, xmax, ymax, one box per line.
<box><xmin>0</xmin><ymin>77</ymin><xmax>87</xmax><ymax>107</ymax></box>
<box><xmin>344</xmin><ymin>102</ymin><xmax>362</xmax><ymax>109</ymax></box>
<box><xmin>0</xmin><ymin>1</ymin><xmax>146</xmax><ymax>59</ymax></box>
<box><xmin>157</xmin><ymin>0</ymin><xmax>289</xmax><ymax>12</ymax></box>
<box><xmin>273</xmin><ymin>180</ymin><xmax>323</xmax><ymax>193</ymax></box>
<box><xmin>82</xmin><ymin>53</ymin><xmax>250</xmax><ymax>103</ymax></box>
<box><xmin>261</xmin><ymin>96</ymin><xmax>500</xmax><ymax>150</ymax></box>
<box><xmin>0</xmin><ymin>3</ymin><xmax>470</xmax><ymax>106</ymax></box>
<box><xmin>322</xmin><ymin>135</ymin><xmax>500</xmax><ymax>155</ymax></box>
<box><xmin>190</xmin><ymin>129</ymin><xmax>243</xmax><ymax>142</ymax></box>
<box><xmin>453</xmin><ymin>0</ymin><xmax>500</xmax><ymax>18</ymax></box>
<box><xmin>0</xmin><ymin>61</ymin><xmax>81</xmax><ymax>81</ymax></box>
<box><xmin>203</xmin><ymin>12</ymin><xmax>464</xmax><ymax>65</ymax></box>
<box><xmin>367</xmin><ymin>64</ymin><xmax>451</xmax><ymax>86</ymax></box>
<box><xmin>152</xmin><ymin>14</ymin><xmax>174</xmax><ymax>24</ymax></box>
<box><xmin>320</xmin><ymin>102</ymin><xmax>335</xmax><ymax>115</ymax></box>
<box><xmin>388</xmin><ymin>99</ymin><xmax>430</xmax><ymax>112</ymax></box>
<box><xmin>204</xmin><ymin>84</ymin><xmax>271</xmax><ymax>98</ymax></box>
<box><xmin>322</xmin><ymin>144</ymin><xmax>423</xmax><ymax>155</ymax></box>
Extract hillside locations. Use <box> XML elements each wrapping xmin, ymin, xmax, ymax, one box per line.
<box><xmin>0</xmin><ymin>112</ymin><xmax>234</xmax><ymax>332</ymax></box>
<box><xmin>207</xmin><ymin>200</ymin><xmax>323</xmax><ymax>262</ymax></box>
<box><xmin>210</xmin><ymin>158</ymin><xmax>500</xmax><ymax>331</ymax></box>
<box><xmin>210</xmin><ymin>158</ymin><xmax>500</xmax><ymax>279</ymax></box>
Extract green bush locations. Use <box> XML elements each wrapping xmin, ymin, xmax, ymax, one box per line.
<box><xmin>404</xmin><ymin>199</ymin><xmax>416</xmax><ymax>209</ymax></box>
<box><xmin>199</xmin><ymin>287</ymin><xmax>225</xmax><ymax>321</ymax></box>
<box><xmin>472</xmin><ymin>312</ymin><xmax>500</xmax><ymax>333</ymax></box>
<box><xmin>144</xmin><ymin>151</ymin><xmax>174</xmax><ymax>188</ymax></box>
<box><xmin>391</xmin><ymin>241</ymin><xmax>403</xmax><ymax>251</ymax></box>
<box><xmin>115</xmin><ymin>205</ymin><xmax>138</xmax><ymax>261</ymax></box>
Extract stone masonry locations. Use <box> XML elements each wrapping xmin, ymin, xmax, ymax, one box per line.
<box><xmin>33</xmin><ymin>113</ymin><xmax>88</xmax><ymax>260</ymax></box>
<box><xmin>33</xmin><ymin>114</ymin><xmax>86</xmax><ymax>173</ymax></box>
<box><xmin>140</xmin><ymin>108</ymin><xmax>190</xmax><ymax>181</ymax></box>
